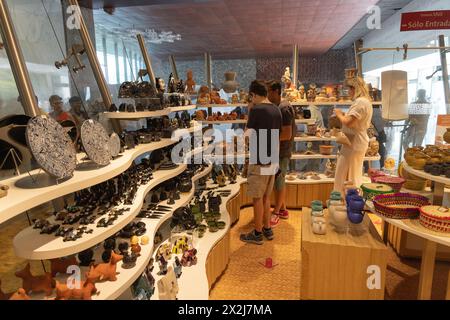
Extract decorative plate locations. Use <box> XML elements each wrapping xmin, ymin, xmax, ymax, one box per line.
<box><xmin>109</xmin><ymin>133</ymin><xmax>121</xmax><ymax>158</ymax></box>
<box><xmin>80</xmin><ymin>120</ymin><xmax>111</xmax><ymax>166</ymax></box>
<box><xmin>26</xmin><ymin>115</ymin><xmax>76</xmax><ymax>180</ymax></box>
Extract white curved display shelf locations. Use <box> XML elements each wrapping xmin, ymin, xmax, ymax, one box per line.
<box><xmin>13</xmin><ymin>165</ymin><xmax>188</xmax><ymax>260</ymax></box>
<box><xmin>292</xmin><ymin>154</ymin><xmax>381</xmax><ymax>161</ymax></box>
<box><xmin>103</xmin><ymin>105</ymin><xmax>196</xmax><ymax>119</ymax></box>
<box><xmin>27</xmin><ymin>165</ymin><xmax>213</xmax><ymax>301</ymax></box>
<box><xmin>199</xmin><ymin>120</ymin><xmax>247</xmax><ymax>125</ymax></box>
<box><xmin>402</xmin><ymin>162</ymin><xmax>450</xmax><ymax>185</ymax></box>
<box><xmin>0</xmin><ymin>124</ymin><xmax>203</xmax><ymax>226</ymax></box>
<box><xmin>152</xmin><ymin>176</ymin><xmax>244</xmax><ymax>300</ymax></box>
<box><xmin>295</xmin><ymin>136</ymin><xmax>337</xmax><ymax>142</ymax></box>
<box><xmin>366</xmin><ymin>201</ymin><xmax>450</xmax><ymax>248</ymax></box>
<box><xmin>196</xmin><ymin>104</ymin><xmax>247</xmax><ymax>108</ymax></box>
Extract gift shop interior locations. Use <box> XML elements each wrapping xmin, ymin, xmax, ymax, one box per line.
<box><xmin>0</xmin><ymin>0</ymin><xmax>450</xmax><ymax>302</ymax></box>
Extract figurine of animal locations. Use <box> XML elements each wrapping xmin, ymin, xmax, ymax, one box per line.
<box><xmin>87</xmin><ymin>251</ymin><xmax>123</xmax><ymax>282</ymax></box>
<box><xmin>9</xmin><ymin>288</ymin><xmax>30</xmax><ymax>300</ymax></box>
<box><xmin>55</xmin><ymin>273</ymin><xmax>98</xmax><ymax>300</ymax></box>
<box><xmin>15</xmin><ymin>263</ymin><xmax>55</xmax><ymax>296</ymax></box>
<box><xmin>50</xmin><ymin>256</ymin><xmax>78</xmax><ymax>277</ymax></box>
<box><xmin>0</xmin><ymin>280</ymin><xmax>13</xmax><ymax>300</ymax></box>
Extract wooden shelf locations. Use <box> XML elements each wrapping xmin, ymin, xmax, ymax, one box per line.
<box><xmin>295</xmin><ymin>136</ymin><xmax>337</xmax><ymax>142</ymax></box>
<box><xmin>103</xmin><ymin>105</ymin><xmax>196</xmax><ymax>119</ymax></box>
<box><xmin>0</xmin><ymin>124</ymin><xmax>203</xmax><ymax>226</ymax></box>
<box><xmin>13</xmin><ymin>165</ymin><xmax>188</xmax><ymax>260</ymax></box>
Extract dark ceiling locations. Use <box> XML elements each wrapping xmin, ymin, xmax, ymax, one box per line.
<box><xmin>85</xmin><ymin>0</ymin><xmax>383</xmax><ymax>59</ymax></box>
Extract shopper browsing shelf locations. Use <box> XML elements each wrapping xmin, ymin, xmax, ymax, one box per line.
<box><xmin>267</xmin><ymin>80</ymin><xmax>296</xmax><ymax>223</ymax></box>
<box><xmin>240</xmin><ymin>80</ymin><xmax>282</xmax><ymax>245</ymax></box>
<box><xmin>333</xmin><ymin>75</ymin><xmax>373</xmax><ymax>195</ymax></box>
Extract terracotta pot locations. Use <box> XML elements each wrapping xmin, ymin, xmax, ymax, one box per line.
<box><xmin>444</xmin><ymin>128</ymin><xmax>450</xmax><ymax>143</ymax></box>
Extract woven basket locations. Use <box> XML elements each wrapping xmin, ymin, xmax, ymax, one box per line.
<box><xmin>373</xmin><ymin>176</ymin><xmax>406</xmax><ymax>192</ymax></box>
<box><xmin>372</xmin><ymin>193</ymin><xmax>430</xmax><ymax>219</ymax></box>
<box><xmin>419</xmin><ymin>206</ymin><xmax>450</xmax><ymax>233</ymax></box>
<box><xmin>403</xmin><ymin>179</ymin><xmax>426</xmax><ymax>191</ymax></box>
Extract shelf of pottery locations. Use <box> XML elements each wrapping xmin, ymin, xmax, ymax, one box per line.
<box><xmin>0</xmin><ymin>106</ymin><xmax>212</xmax><ymax>300</ymax></box>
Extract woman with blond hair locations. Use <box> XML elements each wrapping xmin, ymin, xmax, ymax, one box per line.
<box><xmin>333</xmin><ymin>74</ymin><xmax>373</xmax><ymax>195</ymax></box>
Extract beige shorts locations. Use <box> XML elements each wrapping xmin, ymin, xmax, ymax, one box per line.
<box><xmin>247</xmin><ymin>164</ymin><xmax>275</xmax><ymax>199</ymax></box>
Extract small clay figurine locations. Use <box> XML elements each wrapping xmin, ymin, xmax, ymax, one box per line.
<box><xmin>15</xmin><ymin>263</ymin><xmax>54</xmax><ymax>296</ymax></box>
<box><xmin>181</xmin><ymin>248</ymin><xmax>198</xmax><ymax>267</ymax></box>
<box><xmin>78</xmin><ymin>248</ymin><xmax>95</xmax><ymax>267</ymax></box>
<box><xmin>158</xmin><ymin>256</ymin><xmax>168</xmax><ymax>276</ymax></box>
<box><xmin>87</xmin><ymin>251</ymin><xmax>123</xmax><ymax>282</ymax></box>
<box><xmin>50</xmin><ymin>256</ymin><xmax>78</xmax><ymax>277</ymax></box>
<box><xmin>173</xmin><ymin>257</ymin><xmax>183</xmax><ymax>279</ymax></box>
<box><xmin>55</xmin><ymin>271</ymin><xmax>98</xmax><ymax>300</ymax></box>
<box><xmin>9</xmin><ymin>288</ymin><xmax>30</xmax><ymax>300</ymax></box>
<box><xmin>167</xmin><ymin>73</ymin><xmax>177</xmax><ymax>93</ymax></box>
<box><xmin>185</xmin><ymin>69</ymin><xmax>196</xmax><ymax>94</ymax></box>
<box><xmin>131</xmin><ymin>236</ymin><xmax>142</xmax><ymax>256</ymax></box>
<box><xmin>197</xmin><ymin>86</ymin><xmax>211</xmax><ymax>105</ymax></box>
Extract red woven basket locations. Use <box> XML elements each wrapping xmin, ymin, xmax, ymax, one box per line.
<box><xmin>372</xmin><ymin>193</ymin><xmax>430</xmax><ymax>219</ymax></box>
<box><xmin>373</xmin><ymin>176</ymin><xmax>406</xmax><ymax>192</ymax></box>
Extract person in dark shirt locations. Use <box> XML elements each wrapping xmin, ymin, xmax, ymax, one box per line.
<box><xmin>240</xmin><ymin>80</ymin><xmax>282</xmax><ymax>245</ymax></box>
<box><xmin>267</xmin><ymin>80</ymin><xmax>296</xmax><ymax>223</ymax></box>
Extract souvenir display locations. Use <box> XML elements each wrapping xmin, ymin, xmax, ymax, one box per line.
<box><xmin>404</xmin><ymin>145</ymin><xmax>450</xmax><ymax>175</ymax></box>
<box><xmin>55</xmin><ymin>272</ymin><xmax>98</xmax><ymax>300</ymax></box>
<box><xmin>173</xmin><ymin>257</ymin><xmax>183</xmax><ymax>278</ymax></box>
<box><xmin>122</xmin><ymin>252</ymin><xmax>138</xmax><ymax>269</ymax></box>
<box><xmin>87</xmin><ymin>251</ymin><xmax>123</xmax><ymax>282</ymax></box>
<box><xmin>78</xmin><ymin>249</ymin><xmax>95</xmax><ymax>266</ymax></box>
<box><xmin>197</xmin><ymin>86</ymin><xmax>211</xmax><ymax>105</ymax></box>
<box><xmin>366</xmin><ymin>139</ymin><xmax>380</xmax><ymax>157</ymax></box>
<box><xmin>206</xmin><ymin>111</ymin><xmax>242</xmax><ymax>121</ymax></box>
<box><xmin>81</xmin><ymin>120</ymin><xmax>111</xmax><ymax>166</ymax></box>
<box><xmin>26</xmin><ymin>115</ymin><xmax>77</xmax><ymax>180</ymax></box>
<box><xmin>372</xmin><ymin>193</ymin><xmax>430</xmax><ymax>219</ymax></box>
<box><xmin>419</xmin><ymin>206</ymin><xmax>450</xmax><ymax>233</ymax></box>
<box><xmin>312</xmin><ymin>217</ymin><xmax>327</xmax><ymax>235</ymax></box>
<box><xmin>15</xmin><ymin>263</ymin><xmax>54</xmax><ymax>296</ymax></box>
<box><xmin>361</xmin><ymin>183</ymin><xmax>393</xmax><ymax>201</ymax></box>
<box><xmin>319</xmin><ymin>145</ymin><xmax>334</xmax><ymax>155</ymax></box>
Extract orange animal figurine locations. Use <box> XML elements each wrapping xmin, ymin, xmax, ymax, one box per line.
<box><xmin>15</xmin><ymin>263</ymin><xmax>54</xmax><ymax>296</ymax></box>
<box><xmin>9</xmin><ymin>288</ymin><xmax>30</xmax><ymax>300</ymax></box>
<box><xmin>0</xmin><ymin>280</ymin><xmax>13</xmax><ymax>300</ymax></box>
<box><xmin>50</xmin><ymin>256</ymin><xmax>78</xmax><ymax>277</ymax></box>
<box><xmin>88</xmin><ymin>251</ymin><xmax>123</xmax><ymax>282</ymax></box>
<box><xmin>55</xmin><ymin>272</ymin><xmax>99</xmax><ymax>300</ymax></box>
<box><xmin>185</xmin><ymin>69</ymin><xmax>196</xmax><ymax>94</ymax></box>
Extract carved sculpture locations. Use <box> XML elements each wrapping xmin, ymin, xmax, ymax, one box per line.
<box><xmin>15</xmin><ymin>263</ymin><xmax>54</xmax><ymax>296</ymax></box>
<box><xmin>55</xmin><ymin>272</ymin><xmax>98</xmax><ymax>300</ymax></box>
<box><xmin>157</xmin><ymin>266</ymin><xmax>178</xmax><ymax>300</ymax></box>
<box><xmin>50</xmin><ymin>256</ymin><xmax>78</xmax><ymax>277</ymax></box>
<box><xmin>87</xmin><ymin>251</ymin><xmax>123</xmax><ymax>282</ymax></box>
<box><xmin>9</xmin><ymin>288</ymin><xmax>30</xmax><ymax>300</ymax></box>
<box><xmin>185</xmin><ymin>69</ymin><xmax>196</xmax><ymax>94</ymax></box>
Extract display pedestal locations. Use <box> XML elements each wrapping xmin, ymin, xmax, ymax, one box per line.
<box><xmin>301</xmin><ymin>208</ymin><xmax>387</xmax><ymax>300</ymax></box>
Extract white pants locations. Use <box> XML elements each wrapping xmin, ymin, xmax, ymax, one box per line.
<box><xmin>334</xmin><ymin>146</ymin><xmax>366</xmax><ymax>196</ymax></box>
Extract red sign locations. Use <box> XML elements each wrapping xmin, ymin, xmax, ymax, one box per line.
<box><xmin>401</xmin><ymin>10</ymin><xmax>450</xmax><ymax>31</ymax></box>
